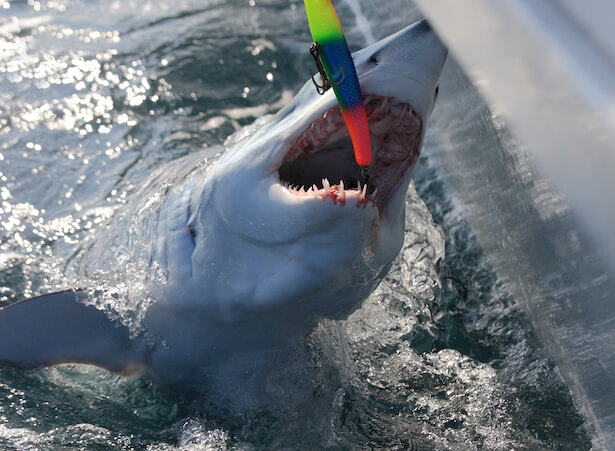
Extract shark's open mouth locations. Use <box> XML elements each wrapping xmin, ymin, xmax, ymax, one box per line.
<box><xmin>278</xmin><ymin>96</ymin><xmax>423</xmax><ymax>211</ymax></box>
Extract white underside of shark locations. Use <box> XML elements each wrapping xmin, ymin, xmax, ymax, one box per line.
<box><xmin>0</xmin><ymin>20</ymin><xmax>447</xmax><ymax>409</ymax></box>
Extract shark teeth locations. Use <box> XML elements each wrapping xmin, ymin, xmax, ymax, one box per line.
<box><xmin>282</xmin><ymin>178</ymin><xmax>373</xmax><ymax>208</ymax></box>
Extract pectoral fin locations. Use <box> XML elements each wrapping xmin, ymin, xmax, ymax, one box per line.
<box><xmin>0</xmin><ymin>290</ymin><xmax>151</xmax><ymax>377</ymax></box>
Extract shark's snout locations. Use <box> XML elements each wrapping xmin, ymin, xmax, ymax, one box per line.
<box><xmin>356</xmin><ymin>19</ymin><xmax>448</xmax><ymax>119</ymax></box>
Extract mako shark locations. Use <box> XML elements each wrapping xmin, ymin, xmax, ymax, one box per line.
<box><xmin>0</xmin><ymin>21</ymin><xmax>446</xmax><ymax>401</ymax></box>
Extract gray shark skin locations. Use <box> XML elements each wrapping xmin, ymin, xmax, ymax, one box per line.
<box><xmin>0</xmin><ymin>21</ymin><xmax>447</xmax><ymax>408</ymax></box>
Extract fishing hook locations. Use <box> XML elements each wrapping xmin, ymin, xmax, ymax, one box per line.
<box><xmin>361</xmin><ymin>165</ymin><xmax>370</xmax><ymax>182</ymax></box>
<box><xmin>310</xmin><ymin>42</ymin><xmax>345</xmax><ymax>95</ymax></box>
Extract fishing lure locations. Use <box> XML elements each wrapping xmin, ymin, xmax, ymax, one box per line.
<box><xmin>304</xmin><ymin>0</ymin><xmax>372</xmax><ymax>167</ymax></box>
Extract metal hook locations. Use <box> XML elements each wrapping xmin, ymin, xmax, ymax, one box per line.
<box><xmin>310</xmin><ymin>43</ymin><xmax>330</xmax><ymax>94</ymax></box>
<box><xmin>361</xmin><ymin>165</ymin><xmax>370</xmax><ymax>181</ymax></box>
<box><xmin>310</xmin><ymin>42</ymin><xmax>346</xmax><ymax>95</ymax></box>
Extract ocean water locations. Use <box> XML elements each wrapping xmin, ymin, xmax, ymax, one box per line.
<box><xmin>0</xmin><ymin>0</ymin><xmax>592</xmax><ymax>449</ymax></box>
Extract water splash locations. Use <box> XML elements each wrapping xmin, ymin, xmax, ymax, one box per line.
<box><xmin>341</xmin><ymin>0</ymin><xmax>375</xmax><ymax>44</ymax></box>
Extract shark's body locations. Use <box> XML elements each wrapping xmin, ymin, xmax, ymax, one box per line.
<box><xmin>0</xmin><ymin>21</ymin><xmax>447</xmax><ymax>406</ymax></box>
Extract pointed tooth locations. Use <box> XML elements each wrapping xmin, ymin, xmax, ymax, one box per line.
<box><xmin>312</xmin><ymin>184</ymin><xmax>318</xmax><ymax>192</ymax></box>
<box><xmin>361</xmin><ymin>183</ymin><xmax>367</xmax><ymax>197</ymax></box>
<box><xmin>339</xmin><ymin>180</ymin><xmax>344</xmax><ymax>191</ymax></box>
<box><xmin>381</xmin><ymin>98</ymin><xmax>388</xmax><ymax>112</ymax></box>
<box><xmin>310</xmin><ymin>134</ymin><xmax>317</xmax><ymax>147</ymax></box>
<box><xmin>400</xmin><ymin>104</ymin><xmax>408</xmax><ymax>122</ymax></box>
<box><xmin>323</xmin><ymin>178</ymin><xmax>330</xmax><ymax>190</ymax></box>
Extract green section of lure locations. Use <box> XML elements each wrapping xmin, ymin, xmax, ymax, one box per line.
<box><xmin>305</xmin><ymin>0</ymin><xmax>344</xmax><ymax>42</ymax></box>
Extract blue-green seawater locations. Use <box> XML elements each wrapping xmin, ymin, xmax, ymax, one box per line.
<box><xmin>0</xmin><ymin>0</ymin><xmax>591</xmax><ymax>448</ymax></box>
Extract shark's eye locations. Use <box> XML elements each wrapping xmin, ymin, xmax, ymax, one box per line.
<box><xmin>369</xmin><ymin>55</ymin><xmax>379</xmax><ymax>65</ymax></box>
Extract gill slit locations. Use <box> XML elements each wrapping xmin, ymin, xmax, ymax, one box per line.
<box><xmin>183</xmin><ymin>177</ymin><xmax>198</xmax><ymax>278</ymax></box>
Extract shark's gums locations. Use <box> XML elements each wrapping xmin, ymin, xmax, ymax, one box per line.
<box><xmin>0</xmin><ymin>21</ymin><xmax>447</xmax><ymax>410</ymax></box>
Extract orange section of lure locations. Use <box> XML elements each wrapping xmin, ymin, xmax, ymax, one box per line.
<box><xmin>305</xmin><ymin>0</ymin><xmax>372</xmax><ymax>166</ymax></box>
<box><xmin>342</xmin><ymin>108</ymin><xmax>371</xmax><ymax>166</ymax></box>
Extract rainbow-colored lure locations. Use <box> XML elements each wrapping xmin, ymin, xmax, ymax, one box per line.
<box><xmin>304</xmin><ymin>0</ymin><xmax>372</xmax><ymax>167</ymax></box>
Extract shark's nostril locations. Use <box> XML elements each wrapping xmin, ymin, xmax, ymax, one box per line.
<box><xmin>416</xmin><ymin>19</ymin><xmax>433</xmax><ymax>34</ymax></box>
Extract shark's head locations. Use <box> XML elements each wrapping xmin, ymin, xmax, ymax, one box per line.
<box><xmin>193</xmin><ymin>21</ymin><xmax>447</xmax><ymax>318</ymax></box>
